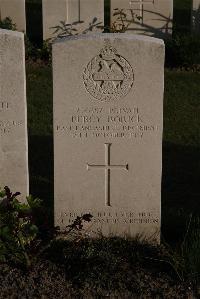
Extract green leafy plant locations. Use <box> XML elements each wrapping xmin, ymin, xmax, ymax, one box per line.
<box><xmin>36</xmin><ymin>214</ymin><xmax>93</xmax><ymax>267</ymax></box>
<box><xmin>0</xmin><ymin>17</ymin><xmax>16</xmax><ymax>31</ymax></box>
<box><xmin>0</xmin><ymin>186</ymin><xmax>42</xmax><ymax>268</ymax></box>
<box><xmin>54</xmin><ymin>213</ymin><xmax>93</xmax><ymax>242</ymax></box>
<box><xmin>37</xmin><ymin>40</ymin><xmax>52</xmax><ymax>62</ymax></box>
<box><xmin>25</xmin><ymin>36</ymin><xmax>52</xmax><ymax>64</ymax></box>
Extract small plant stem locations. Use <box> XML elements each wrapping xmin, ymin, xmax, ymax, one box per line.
<box><xmin>182</xmin><ymin>214</ymin><xmax>193</xmax><ymax>248</ymax></box>
<box><xmin>144</xmin><ymin>256</ymin><xmax>183</xmax><ymax>282</ymax></box>
<box><xmin>17</xmin><ymin>233</ymin><xmax>31</xmax><ymax>268</ymax></box>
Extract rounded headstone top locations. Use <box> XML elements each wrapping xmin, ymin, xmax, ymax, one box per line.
<box><xmin>53</xmin><ymin>33</ymin><xmax>165</xmax><ymax>46</ymax></box>
<box><xmin>0</xmin><ymin>29</ymin><xmax>24</xmax><ymax>38</ymax></box>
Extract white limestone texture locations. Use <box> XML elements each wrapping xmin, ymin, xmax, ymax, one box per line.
<box><xmin>111</xmin><ymin>0</ymin><xmax>173</xmax><ymax>38</ymax></box>
<box><xmin>42</xmin><ymin>0</ymin><xmax>104</xmax><ymax>40</ymax></box>
<box><xmin>0</xmin><ymin>29</ymin><xmax>29</xmax><ymax>199</ymax></box>
<box><xmin>192</xmin><ymin>0</ymin><xmax>200</xmax><ymax>33</ymax></box>
<box><xmin>42</xmin><ymin>0</ymin><xmax>68</xmax><ymax>40</ymax></box>
<box><xmin>53</xmin><ymin>33</ymin><xmax>164</xmax><ymax>243</ymax></box>
<box><xmin>0</xmin><ymin>0</ymin><xmax>26</xmax><ymax>32</ymax></box>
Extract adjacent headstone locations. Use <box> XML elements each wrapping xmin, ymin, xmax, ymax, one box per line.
<box><xmin>192</xmin><ymin>0</ymin><xmax>200</xmax><ymax>33</ymax></box>
<box><xmin>53</xmin><ymin>34</ymin><xmax>164</xmax><ymax>243</ymax></box>
<box><xmin>42</xmin><ymin>0</ymin><xmax>68</xmax><ymax>40</ymax></box>
<box><xmin>0</xmin><ymin>29</ymin><xmax>29</xmax><ymax>198</ymax></box>
<box><xmin>42</xmin><ymin>0</ymin><xmax>104</xmax><ymax>40</ymax></box>
<box><xmin>0</xmin><ymin>0</ymin><xmax>26</xmax><ymax>32</ymax></box>
<box><xmin>110</xmin><ymin>0</ymin><xmax>173</xmax><ymax>38</ymax></box>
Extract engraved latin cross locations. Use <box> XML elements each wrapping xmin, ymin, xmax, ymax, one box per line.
<box><xmin>87</xmin><ymin>143</ymin><xmax>128</xmax><ymax>207</ymax></box>
<box><xmin>129</xmin><ymin>0</ymin><xmax>154</xmax><ymax>24</ymax></box>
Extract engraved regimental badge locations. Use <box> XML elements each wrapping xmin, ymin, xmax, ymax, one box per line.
<box><xmin>83</xmin><ymin>44</ymin><xmax>134</xmax><ymax>101</ymax></box>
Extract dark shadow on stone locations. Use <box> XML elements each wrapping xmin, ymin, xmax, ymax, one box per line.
<box><xmin>162</xmin><ymin>141</ymin><xmax>200</xmax><ymax>243</ymax></box>
<box><xmin>126</xmin><ymin>9</ymin><xmax>173</xmax><ymax>38</ymax></box>
<box><xmin>111</xmin><ymin>7</ymin><xmax>173</xmax><ymax>38</ymax></box>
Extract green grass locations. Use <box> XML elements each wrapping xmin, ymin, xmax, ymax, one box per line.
<box><xmin>164</xmin><ymin>70</ymin><xmax>200</xmax><ymax>146</ymax></box>
<box><xmin>26</xmin><ymin>64</ymin><xmax>52</xmax><ymax>136</ymax></box>
<box><xmin>163</xmin><ymin>70</ymin><xmax>200</xmax><ymax>242</ymax></box>
<box><xmin>26</xmin><ymin>64</ymin><xmax>53</xmax><ymax>217</ymax></box>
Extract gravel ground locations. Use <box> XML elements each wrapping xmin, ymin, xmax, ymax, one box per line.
<box><xmin>0</xmin><ymin>260</ymin><xmax>195</xmax><ymax>299</ymax></box>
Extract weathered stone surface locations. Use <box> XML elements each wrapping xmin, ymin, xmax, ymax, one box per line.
<box><xmin>0</xmin><ymin>0</ymin><xmax>26</xmax><ymax>32</ymax></box>
<box><xmin>42</xmin><ymin>0</ymin><xmax>68</xmax><ymax>40</ymax></box>
<box><xmin>53</xmin><ymin>34</ymin><xmax>164</xmax><ymax>242</ymax></box>
<box><xmin>42</xmin><ymin>0</ymin><xmax>104</xmax><ymax>40</ymax></box>
<box><xmin>192</xmin><ymin>0</ymin><xmax>200</xmax><ymax>33</ymax></box>
<box><xmin>0</xmin><ymin>29</ymin><xmax>29</xmax><ymax>198</ymax></box>
<box><xmin>111</xmin><ymin>0</ymin><xmax>173</xmax><ymax>38</ymax></box>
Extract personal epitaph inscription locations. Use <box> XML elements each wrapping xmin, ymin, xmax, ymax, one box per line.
<box><xmin>0</xmin><ymin>29</ymin><xmax>28</xmax><ymax>198</ymax></box>
<box><xmin>54</xmin><ymin>34</ymin><xmax>164</xmax><ymax>242</ymax></box>
<box><xmin>83</xmin><ymin>44</ymin><xmax>134</xmax><ymax>101</ymax></box>
<box><xmin>87</xmin><ymin>143</ymin><xmax>128</xmax><ymax>206</ymax></box>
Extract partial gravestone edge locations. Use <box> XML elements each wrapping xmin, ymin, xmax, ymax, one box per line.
<box><xmin>0</xmin><ymin>29</ymin><xmax>29</xmax><ymax>200</ymax></box>
<box><xmin>52</xmin><ymin>32</ymin><xmax>165</xmax><ymax>45</ymax></box>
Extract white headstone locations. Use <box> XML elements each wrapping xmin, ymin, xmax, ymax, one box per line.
<box><xmin>0</xmin><ymin>29</ymin><xmax>29</xmax><ymax>198</ymax></box>
<box><xmin>0</xmin><ymin>0</ymin><xmax>26</xmax><ymax>32</ymax></box>
<box><xmin>42</xmin><ymin>0</ymin><xmax>68</xmax><ymax>40</ymax></box>
<box><xmin>42</xmin><ymin>0</ymin><xmax>104</xmax><ymax>40</ymax></box>
<box><xmin>110</xmin><ymin>0</ymin><xmax>173</xmax><ymax>38</ymax></box>
<box><xmin>53</xmin><ymin>34</ymin><xmax>164</xmax><ymax>243</ymax></box>
<box><xmin>192</xmin><ymin>0</ymin><xmax>200</xmax><ymax>33</ymax></box>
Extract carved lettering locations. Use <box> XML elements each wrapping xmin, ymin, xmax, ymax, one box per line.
<box><xmin>62</xmin><ymin>210</ymin><xmax>159</xmax><ymax>226</ymax></box>
<box><xmin>0</xmin><ymin>120</ymin><xmax>23</xmax><ymax>135</ymax></box>
<box><xmin>56</xmin><ymin>106</ymin><xmax>159</xmax><ymax>139</ymax></box>
<box><xmin>0</xmin><ymin>102</ymin><xmax>9</xmax><ymax>110</ymax></box>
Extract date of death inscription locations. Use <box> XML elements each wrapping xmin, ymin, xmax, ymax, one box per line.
<box><xmin>56</xmin><ymin>106</ymin><xmax>159</xmax><ymax>139</ymax></box>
